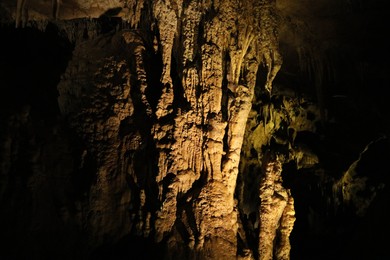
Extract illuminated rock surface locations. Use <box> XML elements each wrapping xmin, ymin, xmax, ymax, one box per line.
<box><xmin>0</xmin><ymin>0</ymin><xmax>389</xmax><ymax>259</ymax></box>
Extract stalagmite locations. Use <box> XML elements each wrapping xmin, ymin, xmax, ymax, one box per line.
<box><xmin>275</xmin><ymin>195</ymin><xmax>295</xmax><ymax>260</ymax></box>
<box><xmin>258</xmin><ymin>154</ymin><xmax>295</xmax><ymax>260</ymax></box>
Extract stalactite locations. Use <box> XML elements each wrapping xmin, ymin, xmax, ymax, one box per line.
<box><xmin>256</xmin><ymin>1</ymin><xmax>283</xmax><ymax>94</ymax></box>
<box><xmin>123</xmin><ymin>31</ymin><xmax>153</xmax><ymax>116</ymax></box>
<box><xmin>15</xmin><ymin>0</ymin><xmax>28</xmax><ymax>28</ymax></box>
<box><xmin>153</xmin><ymin>0</ymin><xmax>179</xmax><ymax>118</ymax></box>
<box><xmin>52</xmin><ymin>0</ymin><xmax>60</xmax><ymax>20</ymax></box>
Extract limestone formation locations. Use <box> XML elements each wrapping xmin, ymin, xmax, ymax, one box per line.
<box><xmin>2</xmin><ymin>0</ymin><xmax>299</xmax><ymax>258</ymax></box>
<box><xmin>1</xmin><ymin>0</ymin><xmax>389</xmax><ymax>259</ymax></box>
<box><xmin>258</xmin><ymin>154</ymin><xmax>295</xmax><ymax>260</ymax></box>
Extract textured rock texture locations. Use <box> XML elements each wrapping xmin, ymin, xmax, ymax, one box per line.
<box><xmin>0</xmin><ymin>0</ymin><xmax>390</xmax><ymax>260</ymax></box>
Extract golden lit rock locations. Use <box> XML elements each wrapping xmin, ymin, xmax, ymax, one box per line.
<box><xmin>1</xmin><ymin>0</ymin><xmax>389</xmax><ymax>259</ymax></box>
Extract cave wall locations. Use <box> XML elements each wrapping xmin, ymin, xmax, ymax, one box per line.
<box><xmin>1</xmin><ymin>0</ymin><xmax>390</xmax><ymax>260</ymax></box>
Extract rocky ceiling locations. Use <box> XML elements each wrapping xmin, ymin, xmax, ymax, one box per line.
<box><xmin>0</xmin><ymin>0</ymin><xmax>389</xmax><ymax>260</ymax></box>
<box><xmin>1</xmin><ymin>0</ymin><xmax>388</xmax><ymax>87</ymax></box>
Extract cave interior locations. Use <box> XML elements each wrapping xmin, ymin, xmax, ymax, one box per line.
<box><xmin>0</xmin><ymin>0</ymin><xmax>390</xmax><ymax>259</ymax></box>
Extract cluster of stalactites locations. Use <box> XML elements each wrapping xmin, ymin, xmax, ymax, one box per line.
<box><xmin>49</xmin><ymin>0</ymin><xmax>287</xmax><ymax>257</ymax></box>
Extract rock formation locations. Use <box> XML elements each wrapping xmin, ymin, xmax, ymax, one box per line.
<box><xmin>0</xmin><ymin>0</ymin><xmax>389</xmax><ymax>259</ymax></box>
